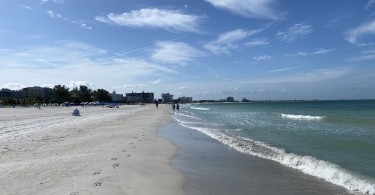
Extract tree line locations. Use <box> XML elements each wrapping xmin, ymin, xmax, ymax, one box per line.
<box><xmin>0</xmin><ymin>85</ymin><xmax>114</xmax><ymax>106</ymax></box>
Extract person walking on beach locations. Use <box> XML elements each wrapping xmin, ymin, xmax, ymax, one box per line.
<box><xmin>176</xmin><ymin>104</ymin><xmax>180</xmax><ymax>112</ymax></box>
<box><xmin>154</xmin><ymin>99</ymin><xmax>159</xmax><ymax>109</ymax></box>
<box><xmin>172</xmin><ymin>104</ymin><xmax>176</xmax><ymax>114</ymax></box>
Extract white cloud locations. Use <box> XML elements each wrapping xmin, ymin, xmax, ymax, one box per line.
<box><xmin>47</xmin><ymin>11</ymin><xmax>93</xmax><ymax>30</ymax></box>
<box><xmin>347</xmin><ymin>54</ymin><xmax>375</xmax><ymax>61</ymax></box>
<box><xmin>41</xmin><ymin>83</ymin><xmax>55</xmax><ymax>88</ymax></box>
<box><xmin>112</xmin><ymin>84</ymin><xmax>136</xmax><ymax>90</ymax></box>
<box><xmin>204</xmin><ymin>28</ymin><xmax>264</xmax><ymax>55</ymax></box>
<box><xmin>286</xmin><ymin>48</ymin><xmax>334</xmax><ymax>57</ymax></box>
<box><xmin>39</xmin><ymin>0</ymin><xmax>64</xmax><ymax>5</ymax></box>
<box><xmin>58</xmin><ymin>40</ymin><xmax>107</xmax><ymax>54</ymax></box>
<box><xmin>286</xmin><ymin>51</ymin><xmax>308</xmax><ymax>57</ymax></box>
<box><xmin>71</xmin><ymin>20</ymin><xmax>93</xmax><ymax>30</ymax></box>
<box><xmin>253</xmin><ymin>55</ymin><xmax>272</xmax><ymax>61</ymax></box>
<box><xmin>313</xmin><ymin>48</ymin><xmax>335</xmax><ymax>55</ymax></box>
<box><xmin>204</xmin><ymin>0</ymin><xmax>284</xmax><ymax>20</ymax></box>
<box><xmin>80</xmin><ymin>23</ymin><xmax>92</xmax><ymax>30</ymax></box>
<box><xmin>150</xmin><ymin>79</ymin><xmax>162</xmax><ymax>85</ymax></box>
<box><xmin>268</xmin><ymin>67</ymin><xmax>298</xmax><ymax>73</ymax></box>
<box><xmin>276</xmin><ymin>23</ymin><xmax>313</xmax><ymax>42</ymax></box>
<box><xmin>47</xmin><ymin>10</ymin><xmax>62</xmax><ymax>19</ymax></box>
<box><xmin>67</xmin><ymin>81</ymin><xmax>95</xmax><ymax>89</ymax></box>
<box><xmin>0</xmin><ymin>41</ymin><xmax>179</xmax><ymax>91</ymax></box>
<box><xmin>21</xmin><ymin>5</ymin><xmax>32</xmax><ymax>10</ymax></box>
<box><xmin>46</xmin><ymin>10</ymin><xmax>68</xmax><ymax>20</ymax></box>
<box><xmin>345</xmin><ymin>51</ymin><xmax>375</xmax><ymax>61</ymax></box>
<box><xmin>345</xmin><ymin>19</ymin><xmax>375</xmax><ymax>46</ymax></box>
<box><xmin>297</xmin><ymin>67</ymin><xmax>350</xmax><ymax>82</ymax></box>
<box><xmin>95</xmin><ymin>8</ymin><xmax>202</xmax><ymax>33</ymax></box>
<box><xmin>0</xmin><ymin>41</ymin><xmax>108</xmax><ymax>69</ymax></box>
<box><xmin>363</xmin><ymin>49</ymin><xmax>375</xmax><ymax>54</ymax></box>
<box><xmin>364</xmin><ymin>0</ymin><xmax>375</xmax><ymax>9</ymax></box>
<box><xmin>151</xmin><ymin>41</ymin><xmax>203</xmax><ymax>64</ymax></box>
<box><xmin>2</xmin><ymin>83</ymin><xmax>27</xmax><ymax>90</ymax></box>
<box><xmin>245</xmin><ymin>38</ymin><xmax>269</xmax><ymax>47</ymax></box>
<box><xmin>265</xmin><ymin>67</ymin><xmax>351</xmax><ymax>83</ymax></box>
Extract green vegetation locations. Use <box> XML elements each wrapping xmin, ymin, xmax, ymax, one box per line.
<box><xmin>0</xmin><ymin>85</ymin><xmax>113</xmax><ymax>106</ymax></box>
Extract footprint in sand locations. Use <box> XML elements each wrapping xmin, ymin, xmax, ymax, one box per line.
<box><xmin>129</xmin><ymin>142</ymin><xmax>136</xmax><ymax>149</ymax></box>
<box><xmin>112</xmin><ymin>162</ymin><xmax>119</xmax><ymax>169</ymax></box>
<box><xmin>94</xmin><ymin>179</ymin><xmax>103</xmax><ymax>187</ymax></box>
<box><xmin>92</xmin><ymin>170</ymin><xmax>102</xmax><ymax>175</ymax></box>
<box><xmin>111</xmin><ymin>157</ymin><xmax>118</xmax><ymax>161</ymax></box>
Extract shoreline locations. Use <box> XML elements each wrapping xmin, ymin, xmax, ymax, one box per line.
<box><xmin>160</xmin><ymin>121</ymin><xmax>353</xmax><ymax>195</ymax></box>
<box><xmin>0</xmin><ymin>105</ymin><xmax>184</xmax><ymax>195</ymax></box>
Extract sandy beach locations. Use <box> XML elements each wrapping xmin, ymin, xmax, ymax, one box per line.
<box><xmin>0</xmin><ymin>105</ymin><xmax>183</xmax><ymax>195</ymax></box>
<box><xmin>0</xmin><ymin>104</ymin><xmax>360</xmax><ymax>195</ymax></box>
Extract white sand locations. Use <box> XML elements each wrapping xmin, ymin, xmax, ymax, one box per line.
<box><xmin>0</xmin><ymin>105</ymin><xmax>184</xmax><ymax>195</ymax></box>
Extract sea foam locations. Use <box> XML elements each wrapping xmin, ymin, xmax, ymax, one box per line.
<box><xmin>281</xmin><ymin>113</ymin><xmax>326</xmax><ymax>120</ymax></box>
<box><xmin>177</xmin><ymin>113</ymin><xmax>202</xmax><ymax>120</ymax></box>
<box><xmin>190</xmin><ymin>107</ymin><xmax>210</xmax><ymax>111</ymax></box>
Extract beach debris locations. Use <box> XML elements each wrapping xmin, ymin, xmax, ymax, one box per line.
<box><xmin>72</xmin><ymin>108</ymin><xmax>80</xmax><ymax>116</ymax></box>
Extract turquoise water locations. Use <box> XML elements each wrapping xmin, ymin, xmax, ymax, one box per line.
<box><xmin>173</xmin><ymin>100</ymin><xmax>375</xmax><ymax>194</ymax></box>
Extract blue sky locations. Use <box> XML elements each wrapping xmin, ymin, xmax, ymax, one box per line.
<box><xmin>1</xmin><ymin>0</ymin><xmax>375</xmax><ymax>100</ymax></box>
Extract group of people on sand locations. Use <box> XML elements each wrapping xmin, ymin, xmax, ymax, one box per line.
<box><xmin>153</xmin><ymin>100</ymin><xmax>180</xmax><ymax>114</ymax></box>
<box><xmin>172</xmin><ymin>104</ymin><xmax>179</xmax><ymax>113</ymax></box>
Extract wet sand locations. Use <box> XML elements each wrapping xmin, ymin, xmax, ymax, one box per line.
<box><xmin>0</xmin><ymin>105</ymin><xmax>183</xmax><ymax>195</ymax></box>
<box><xmin>159</xmin><ymin>122</ymin><xmax>353</xmax><ymax>195</ymax></box>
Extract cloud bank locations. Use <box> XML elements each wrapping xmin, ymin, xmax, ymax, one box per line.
<box><xmin>96</xmin><ymin>8</ymin><xmax>203</xmax><ymax>33</ymax></box>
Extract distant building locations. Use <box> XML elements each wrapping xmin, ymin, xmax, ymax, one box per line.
<box><xmin>23</xmin><ymin>87</ymin><xmax>52</xmax><ymax>100</ymax></box>
<box><xmin>111</xmin><ymin>91</ymin><xmax>124</xmax><ymax>102</ymax></box>
<box><xmin>161</xmin><ymin>93</ymin><xmax>173</xmax><ymax>103</ymax></box>
<box><xmin>226</xmin><ymin>96</ymin><xmax>234</xmax><ymax>102</ymax></box>
<box><xmin>0</xmin><ymin>88</ymin><xmax>24</xmax><ymax>99</ymax></box>
<box><xmin>178</xmin><ymin>96</ymin><xmax>193</xmax><ymax>103</ymax></box>
<box><xmin>241</xmin><ymin>98</ymin><xmax>252</xmax><ymax>102</ymax></box>
<box><xmin>126</xmin><ymin>91</ymin><xmax>154</xmax><ymax>103</ymax></box>
<box><xmin>0</xmin><ymin>88</ymin><xmax>12</xmax><ymax>99</ymax></box>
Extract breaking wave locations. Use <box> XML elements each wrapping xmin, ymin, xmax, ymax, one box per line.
<box><xmin>190</xmin><ymin>107</ymin><xmax>210</xmax><ymax>111</ymax></box>
<box><xmin>281</xmin><ymin>113</ymin><xmax>326</xmax><ymax>120</ymax></box>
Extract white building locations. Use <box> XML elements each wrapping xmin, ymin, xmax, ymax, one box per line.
<box><xmin>161</xmin><ymin>93</ymin><xmax>173</xmax><ymax>103</ymax></box>
<box><xmin>111</xmin><ymin>91</ymin><xmax>124</xmax><ymax>102</ymax></box>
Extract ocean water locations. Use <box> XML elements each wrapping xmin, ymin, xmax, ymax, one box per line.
<box><xmin>172</xmin><ymin>100</ymin><xmax>375</xmax><ymax>195</ymax></box>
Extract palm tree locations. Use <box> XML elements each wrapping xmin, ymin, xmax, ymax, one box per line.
<box><xmin>52</xmin><ymin>85</ymin><xmax>70</xmax><ymax>103</ymax></box>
